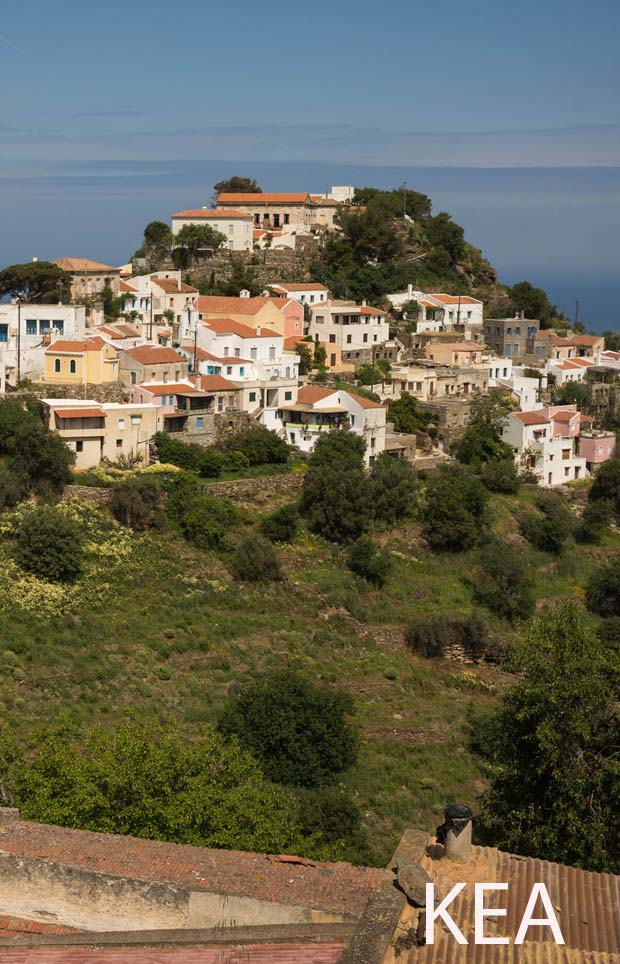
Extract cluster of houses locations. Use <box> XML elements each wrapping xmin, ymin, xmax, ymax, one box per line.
<box><xmin>0</xmin><ymin>189</ymin><xmax>614</xmax><ymax>483</ymax></box>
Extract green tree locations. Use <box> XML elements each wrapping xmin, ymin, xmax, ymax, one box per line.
<box><xmin>589</xmin><ymin>460</ymin><xmax>620</xmax><ymax>520</ymax></box>
<box><xmin>166</xmin><ymin>475</ymin><xmax>239</xmax><ymax>548</ymax></box>
<box><xmin>102</xmin><ymin>279</ymin><xmax>122</xmax><ymax>322</ymax></box>
<box><xmin>387</xmin><ymin>393</ymin><xmax>431</xmax><ymax>434</ymax></box>
<box><xmin>0</xmin><ymin>399</ymin><xmax>74</xmax><ymax>499</ymax></box>
<box><xmin>0</xmin><ymin>261</ymin><xmax>66</xmax><ymax>303</ymax></box>
<box><xmin>480</xmin><ymin>458</ymin><xmax>520</xmax><ymax>494</ymax></box>
<box><xmin>472</xmin><ymin>603</ymin><xmax>620</xmax><ymax>873</ymax></box>
<box><xmin>218</xmin><ymin>671</ymin><xmax>359</xmax><ymax>788</ymax></box>
<box><xmin>347</xmin><ymin>536</ymin><xmax>392</xmax><ymax>587</ymax></box>
<box><xmin>110</xmin><ymin>477</ymin><xmax>163</xmax><ymax>531</ymax></box>
<box><xmin>519</xmin><ymin>492</ymin><xmax>573</xmax><ymax>555</ymax></box>
<box><xmin>422</xmin><ymin>212</ymin><xmax>465</xmax><ymax>264</ymax></box>
<box><xmin>214</xmin><ymin>176</ymin><xmax>262</xmax><ymax>195</ymax></box>
<box><xmin>586</xmin><ymin>559</ymin><xmax>620</xmax><ymax>617</ymax></box>
<box><xmin>368</xmin><ymin>452</ymin><xmax>417</xmax><ymax>525</ymax></box>
<box><xmin>576</xmin><ymin>500</ymin><xmax>612</xmax><ymax>544</ymax></box>
<box><xmin>472</xmin><ymin>539</ymin><xmax>535</xmax><ymax>622</ymax></box>
<box><xmin>13</xmin><ymin>506</ymin><xmax>83</xmax><ymax>583</ymax></box>
<box><xmin>295</xmin><ymin>340</ymin><xmax>314</xmax><ymax>375</ymax></box>
<box><xmin>7</xmin><ymin>720</ymin><xmax>310</xmax><ymax>854</ymax></box>
<box><xmin>352</xmin><ymin>186</ymin><xmax>432</xmax><ymax>221</ymax></box>
<box><xmin>173</xmin><ymin>224</ymin><xmax>226</xmax><ymax>266</ymax></box>
<box><xmin>300</xmin><ymin>431</ymin><xmax>371</xmax><ymax>543</ymax></box>
<box><xmin>313</xmin><ymin>342</ymin><xmax>326</xmax><ymax>366</ymax></box>
<box><xmin>143</xmin><ymin>221</ymin><xmax>173</xmax><ymax>263</ymax></box>
<box><xmin>510</xmin><ymin>281</ymin><xmax>558</xmax><ymax>326</ymax></box>
<box><xmin>260</xmin><ymin>503</ymin><xmax>299</xmax><ymax>543</ymax></box>
<box><xmin>421</xmin><ymin>464</ymin><xmax>488</xmax><ymax>552</ymax></box>
<box><xmin>454</xmin><ymin>421</ymin><xmax>513</xmax><ymax>471</ymax></box>
<box><xmin>553</xmin><ymin>381</ymin><xmax>587</xmax><ymax>406</ymax></box>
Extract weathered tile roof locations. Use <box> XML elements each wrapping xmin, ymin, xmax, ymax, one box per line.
<box><xmin>0</xmin><ymin>943</ymin><xmax>346</xmax><ymax>962</ymax></box>
<box><xmin>53</xmin><ymin>258</ymin><xmax>119</xmax><ymax>273</ymax></box>
<box><xmin>124</xmin><ymin>346</ymin><xmax>186</xmax><ymax>365</ymax></box>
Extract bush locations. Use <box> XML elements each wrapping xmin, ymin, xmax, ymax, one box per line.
<box><xmin>421</xmin><ymin>465</ymin><xmax>488</xmax><ymax>552</ymax></box>
<box><xmin>368</xmin><ymin>453</ymin><xmax>417</xmax><ymax>525</ymax></box>
<box><xmin>13</xmin><ymin>506</ymin><xmax>83</xmax><ymax>583</ymax></box>
<box><xmin>405</xmin><ymin>614</ymin><xmax>488</xmax><ymax>660</ymax></box>
<box><xmin>346</xmin><ymin>537</ymin><xmax>392</xmax><ymax>587</ymax></box>
<box><xmin>153</xmin><ymin>433</ymin><xmax>223</xmax><ymax>479</ymax></box>
<box><xmin>589</xmin><ymin>460</ymin><xmax>620</xmax><ymax>519</ymax></box>
<box><xmin>218</xmin><ymin>671</ymin><xmax>359</xmax><ymax>787</ymax></box>
<box><xmin>231</xmin><ymin>532</ymin><xmax>282</xmax><ymax>582</ymax></box>
<box><xmin>480</xmin><ymin>459</ymin><xmax>520</xmax><ymax>494</ymax></box>
<box><xmin>217</xmin><ymin>429</ymin><xmax>288</xmax><ymax>466</ymax></box>
<box><xmin>298</xmin><ymin>787</ymin><xmax>372</xmax><ymax>863</ymax></box>
<box><xmin>586</xmin><ymin>560</ymin><xmax>620</xmax><ymax>617</ymax></box>
<box><xmin>0</xmin><ymin>461</ymin><xmax>28</xmax><ymax>509</ymax></box>
<box><xmin>110</xmin><ymin>477</ymin><xmax>163</xmax><ymax>530</ymax></box>
<box><xmin>576</xmin><ymin>500</ymin><xmax>612</xmax><ymax>544</ymax></box>
<box><xmin>519</xmin><ymin>492</ymin><xmax>573</xmax><ymax>555</ymax></box>
<box><xmin>598</xmin><ymin>616</ymin><xmax>620</xmax><ymax>653</ymax></box>
<box><xmin>0</xmin><ymin>398</ymin><xmax>74</xmax><ymax>499</ymax></box>
<box><xmin>300</xmin><ymin>432</ymin><xmax>371</xmax><ymax>543</ymax></box>
<box><xmin>473</xmin><ymin>539</ymin><xmax>535</xmax><ymax>622</ymax></box>
<box><xmin>260</xmin><ymin>503</ymin><xmax>299</xmax><ymax>543</ymax></box>
<box><xmin>166</xmin><ymin>476</ymin><xmax>239</xmax><ymax>548</ymax></box>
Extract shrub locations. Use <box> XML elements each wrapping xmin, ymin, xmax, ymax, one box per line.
<box><xmin>300</xmin><ymin>432</ymin><xmax>371</xmax><ymax>543</ymax></box>
<box><xmin>153</xmin><ymin>433</ymin><xmax>223</xmax><ymax>479</ymax></box>
<box><xmin>260</xmin><ymin>503</ymin><xmax>299</xmax><ymax>543</ymax></box>
<box><xmin>298</xmin><ymin>787</ymin><xmax>372</xmax><ymax>863</ymax></box>
<box><xmin>368</xmin><ymin>453</ymin><xmax>417</xmax><ymax>525</ymax></box>
<box><xmin>586</xmin><ymin>560</ymin><xmax>620</xmax><ymax>618</ymax></box>
<box><xmin>110</xmin><ymin>477</ymin><xmax>163</xmax><ymax>530</ymax></box>
<box><xmin>0</xmin><ymin>461</ymin><xmax>28</xmax><ymax>509</ymax></box>
<box><xmin>480</xmin><ymin>458</ymin><xmax>520</xmax><ymax>494</ymax></box>
<box><xmin>576</xmin><ymin>500</ymin><xmax>612</xmax><ymax>544</ymax></box>
<box><xmin>198</xmin><ymin>449</ymin><xmax>223</xmax><ymax>479</ymax></box>
<box><xmin>405</xmin><ymin>614</ymin><xmax>488</xmax><ymax>660</ymax></box>
<box><xmin>589</xmin><ymin>460</ymin><xmax>620</xmax><ymax>519</ymax></box>
<box><xmin>231</xmin><ymin>532</ymin><xmax>282</xmax><ymax>582</ymax></box>
<box><xmin>346</xmin><ymin>537</ymin><xmax>392</xmax><ymax>587</ymax></box>
<box><xmin>519</xmin><ymin>492</ymin><xmax>573</xmax><ymax>555</ymax></box>
<box><xmin>421</xmin><ymin>465</ymin><xmax>488</xmax><ymax>552</ymax></box>
<box><xmin>217</xmin><ymin>429</ymin><xmax>288</xmax><ymax>466</ymax></box>
<box><xmin>598</xmin><ymin>616</ymin><xmax>620</xmax><ymax>653</ymax></box>
<box><xmin>0</xmin><ymin>398</ymin><xmax>74</xmax><ymax>499</ymax></box>
<box><xmin>166</xmin><ymin>476</ymin><xmax>239</xmax><ymax>548</ymax></box>
<box><xmin>13</xmin><ymin>506</ymin><xmax>83</xmax><ymax>583</ymax></box>
<box><xmin>473</xmin><ymin>539</ymin><xmax>535</xmax><ymax>622</ymax></box>
<box><xmin>218</xmin><ymin>671</ymin><xmax>359</xmax><ymax>787</ymax></box>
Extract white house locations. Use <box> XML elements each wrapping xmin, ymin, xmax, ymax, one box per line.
<box><xmin>179</xmin><ymin>317</ymin><xmax>300</xmax><ymax>420</ymax></box>
<box><xmin>269</xmin><ymin>283</ymin><xmax>329</xmax><ymax>305</ymax></box>
<box><xmin>0</xmin><ymin>303</ymin><xmax>86</xmax><ymax>383</ymax></box>
<box><xmin>386</xmin><ymin>286</ymin><xmax>484</xmax><ymax>332</ymax></box>
<box><xmin>119</xmin><ymin>272</ymin><xmax>199</xmax><ymax>337</ymax></box>
<box><xmin>171</xmin><ymin>208</ymin><xmax>253</xmax><ymax>251</ymax></box>
<box><xmin>502</xmin><ymin>405</ymin><xmax>588</xmax><ymax>486</ymax></box>
<box><xmin>308</xmin><ymin>303</ymin><xmax>391</xmax><ymax>364</ymax></box>
<box><xmin>479</xmin><ymin>360</ymin><xmax>547</xmax><ymax>412</ymax></box>
<box><xmin>276</xmin><ymin>386</ymin><xmax>386</xmax><ymax>465</ymax></box>
<box><xmin>545</xmin><ymin>357</ymin><xmax>595</xmax><ymax>385</ymax></box>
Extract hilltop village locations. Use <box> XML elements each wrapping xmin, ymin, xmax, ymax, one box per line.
<box><xmin>0</xmin><ymin>182</ymin><xmax>618</xmax><ymax>962</ymax></box>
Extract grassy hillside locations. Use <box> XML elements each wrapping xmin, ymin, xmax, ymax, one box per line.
<box><xmin>0</xmin><ymin>477</ymin><xmax>616</xmax><ymax>866</ymax></box>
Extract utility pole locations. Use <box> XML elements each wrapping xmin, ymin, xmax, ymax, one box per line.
<box><xmin>456</xmin><ymin>294</ymin><xmax>461</xmax><ymax>328</ymax></box>
<box><xmin>402</xmin><ymin>181</ymin><xmax>407</xmax><ymax>218</ymax></box>
<box><xmin>149</xmin><ymin>289</ymin><xmax>153</xmax><ymax>342</ymax></box>
<box><xmin>574</xmin><ymin>300</ymin><xmax>580</xmax><ymax>330</ymax></box>
<box><xmin>16</xmin><ymin>298</ymin><xmax>21</xmax><ymax>386</ymax></box>
<box><xmin>370</xmin><ymin>344</ymin><xmax>377</xmax><ymax>394</ymax></box>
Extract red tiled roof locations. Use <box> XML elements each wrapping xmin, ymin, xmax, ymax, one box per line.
<box><xmin>54</xmin><ymin>408</ymin><xmax>106</xmax><ymax>419</ymax></box>
<box><xmin>197</xmin><ymin>296</ymin><xmax>282</xmax><ymax>317</ymax></box>
<box><xmin>140</xmin><ymin>383</ymin><xmax>198</xmax><ymax>396</ymax></box>
<box><xmin>218</xmin><ymin>193</ymin><xmax>312</xmax><ymax>204</ymax></box>
<box><xmin>119</xmin><ymin>280</ymin><xmax>138</xmax><ymax>293</ymax></box>
<box><xmin>271</xmin><ymin>283</ymin><xmax>328</xmax><ymax>293</ymax></box>
<box><xmin>570</xmin><ymin>335</ymin><xmax>601</xmax><ymax>346</ymax></box>
<box><xmin>125</xmin><ymin>346</ymin><xmax>186</xmax><ymax>365</ymax></box>
<box><xmin>0</xmin><ymin>820</ymin><xmax>384</xmax><ymax>918</ymax></box>
<box><xmin>152</xmin><ymin>277</ymin><xmax>198</xmax><ymax>294</ymax></box>
<box><xmin>172</xmin><ymin>208</ymin><xmax>252</xmax><ymax>220</ymax></box>
<box><xmin>552</xmin><ymin>410</ymin><xmax>579</xmax><ymax>422</ymax></box>
<box><xmin>204</xmin><ymin>317</ymin><xmax>279</xmax><ymax>338</ymax></box>
<box><xmin>430</xmin><ymin>341</ymin><xmax>481</xmax><ymax>350</ymax></box>
<box><xmin>198</xmin><ymin>374</ymin><xmax>240</xmax><ymax>392</ymax></box>
<box><xmin>348</xmin><ymin>393</ymin><xmax>383</xmax><ymax>410</ymax></box>
<box><xmin>513</xmin><ymin>411</ymin><xmax>551</xmax><ymax>425</ymax></box>
<box><xmin>428</xmin><ymin>293</ymin><xmax>483</xmax><ymax>305</ymax></box>
<box><xmin>45</xmin><ymin>338</ymin><xmax>109</xmax><ymax>354</ymax></box>
<box><xmin>0</xmin><ymin>916</ymin><xmax>78</xmax><ymax>938</ymax></box>
<box><xmin>297</xmin><ymin>386</ymin><xmax>337</xmax><ymax>405</ymax></box>
<box><xmin>53</xmin><ymin>257</ymin><xmax>119</xmax><ymax>273</ymax></box>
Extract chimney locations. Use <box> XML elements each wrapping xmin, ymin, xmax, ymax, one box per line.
<box><xmin>256</xmin><ymin>326</ymin><xmax>261</xmax><ymax>336</ymax></box>
<box><xmin>407</xmin><ymin>284</ymin><xmax>413</xmax><ymax>297</ymax></box>
<box><xmin>437</xmin><ymin>804</ymin><xmax>472</xmax><ymax>862</ymax></box>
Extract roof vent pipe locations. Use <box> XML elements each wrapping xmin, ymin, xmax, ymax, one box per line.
<box><xmin>436</xmin><ymin>804</ymin><xmax>473</xmax><ymax>863</ymax></box>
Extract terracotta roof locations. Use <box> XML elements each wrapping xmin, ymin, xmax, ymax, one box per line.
<box><xmin>284</xmin><ymin>336</ymin><xmax>310</xmax><ymax>349</ymax></box>
<box><xmin>513</xmin><ymin>411</ymin><xmax>551</xmax><ymax>425</ymax></box>
<box><xmin>119</xmin><ymin>280</ymin><xmax>138</xmax><ymax>293</ymax></box>
<box><xmin>552</xmin><ymin>410</ymin><xmax>579</xmax><ymax>422</ymax></box>
<box><xmin>204</xmin><ymin>317</ymin><xmax>279</xmax><ymax>338</ymax></box>
<box><xmin>46</xmin><ymin>338</ymin><xmax>110</xmax><ymax>354</ymax></box>
<box><xmin>54</xmin><ymin>408</ymin><xmax>106</xmax><ymax>419</ymax></box>
<box><xmin>0</xmin><ymin>916</ymin><xmax>78</xmax><ymax>938</ymax></box>
<box><xmin>140</xmin><ymin>383</ymin><xmax>198</xmax><ymax>396</ymax></box>
<box><xmin>152</xmin><ymin>277</ymin><xmax>198</xmax><ymax>294</ymax></box>
<box><xmin>325</xmin><ymin>305</ymin><xmax>383</xmax><ymax>316</ymax></box>
<box><xmin>98</xmin><ymin>324</ymin><xmax>140</xmax><ymax>339</ymax></box>
<box><xmin>347</xmin><ymin>393</ymin><xmax>383</xmax><ymax>410</ymax></box>
<box><xmin>124</xmin><ymin>346</ymin><xmax>186</xmax><ymax>365</ymax></box>
<box><xmin>172</xmin><ymin>208</ymin><xmax>252</xmax><ymax>219</ymax></box>
<box><xmin>430</xmin><ymin>341</ymin><xmax>481</xmax><ymax>350</ymax></box>
<box><xmin>270</xmin><ymin>283</ymin><xmax>328</xmax><ymax>293</ymax></box>
<box><xmin>399</xmin><ymin>842</ymin><xmax>620</xmax><ymax>962</ymax></box>
<box><xmin>297</xmin><ymin>386</ymin><xmax>337</xmax><ymax>405</ymax></box>
<box><xmin>218</xmin><ymin>193</ymin><xmax>313</xmax><ymax>204</ymax></box>
<box><xmin>197</xmin><ymin>295</ymin><xmax>282</xmax><ymax>317</ymax></box>
<box><xmin>570</xmin><ymin>335</ymin><xmax>601</xmax><ymax>346</ymax></box>
<box><xmin>53</xmin><ymin>258</ymin><xmax>119</xmax><ymax>273</ymax></box>
<box><xmin>198</xmin><ymin>374</ymin><xmax>241</xmax><ymax>392</ymax></box>
<box><xmin>0</xmin><ymin>820</ymin><xmax>384</xmax><ymax>918</ymax></box>
<box><xmin>428</xmin><ymin>293</ymin><xmax>483</xmax><ymax>305</ymax></box>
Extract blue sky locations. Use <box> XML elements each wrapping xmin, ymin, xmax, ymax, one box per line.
<box><xmin>1</xmin><ymin>0</ymin><xmax>619</xmax><ymax>328</ymax></box>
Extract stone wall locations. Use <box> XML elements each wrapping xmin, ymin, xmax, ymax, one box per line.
<box><xmin>19</xmin><ymin>382</ymin><xmax>129</xmax><ymax>403</ymax></box>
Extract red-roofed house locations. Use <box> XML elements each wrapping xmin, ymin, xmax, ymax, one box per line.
<box><xmin>269</xmin><ymin>283</ymin><xmax>329</xmax><ymax>306</ymax></box>
<box><xmin>119</xmin><ymin>344</ymin><xmax>189</xmax><ymax>388</ymax></box>
<box><xmin>216</xmin><ymin>192</ymin><xmax>318</xmax><ymax>231</ymax></box>
<box><xmin>119</xmin><ymin>271</ymin><xmax>199</xmax><ymax>338</ymax></box>
<box><xmin>197</xmin><ymin>295</ymin><xmax>301</xmax><ymax>338</ymax></box>
<box><xmin>308</xmin><ymin>303</ymin><xmax>391</xmax><ymax>364</ymax></box>
<box><xmin>502</xmin><ymin>404</ymin><xmax>596</xmax><ymax>484</ymax></box>
<box><xmin>276</xmin><ymin>386</ymin><xmax>386</xmax><ymax>464</ymax></box>
<box><xmin>41</xmin><ymin>398</ymin><xmax>158</xmax><ymax>468</ymax></box>
<box><xmin>53</xmin><ymin>258</ymin><xmax>121</xmax><ymax>325</ymax></box>
<box><xmin>386</xmin><ymin>286</ymin><xmax>484</xmax><ymax>334</ymax></box>
<box><xmin>171</xmin><ymin>208</ymin><xmax>253</xmax><ymax>250</ymax></box>
<box><xmin>44</xmin><ymin>337</ymin><xmax>119</xmax><ymax>385</ymax></box>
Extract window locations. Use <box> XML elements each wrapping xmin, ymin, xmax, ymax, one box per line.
<box><xmin>223</xmin><ymin>347</ymin><xmax>229</xmax><ymax>356</ymax></box>
<box><xmin>234</xmin><ymin>348</ymin><xmax>240</xmax><ymax>357</ymax></box>
<box><xmin>329</xmin><ymin>334</ymin><xmax>336</xmax><ymax>343</ymax></box>
<box><xmin>273</xmin><ymin>214</ymin><xmax>280</xmax><ymax>228</ymax></box>
<box><xmin>249</xmin><ymin>391</ymin><xmax>257</xmax><ymax>402</ymax></box>
<box><xmin>119</xmin><ymin>418</ymin><xmax>125</xmax><ymax>428</ymax></box>
<box><xmin>310</xmin><ymin>295</ymin><xmax>314</xmax><ymax>303</ymax></box>
<box><xmin>228</xmin><ymin>224</ymin><xmax>234</xmax><ymax>235</ymax></box>
<box><xmin>315</xmin><ymin>316</ymin><xmax>324</xmax><ymax>324</ymax></box>
<box><xmin>54</xmin><ymin>358</ymin><xmax>61</xmax><ymax>372</ymax></box>
<box><xmin>363</xmin><ymin>333</ymin><xmax>368</xmax><ymax>343</ymax></box>
<box><xmin>350</xmin><ymin>415</ymin><xmax>355</xmax><ymax>426</ymax></box>
<box><xmin>55</xmin><ymin>321</ymin><xmax>64</xmax><ymax>335</ymax></box>
<box><xmin>228</xmin><ymin>240</ymin><xmax>234</xmax><ymax>249</ymax></box>
<box><xmin>514</xmin><ymin>327</ymin><xmax>521</xmax><ymax>336</ymax></box>
<box><xmin>163</xmin><ymin>372</ymin><xmax>168</xmax><ymax>383</ymax></box>
<box><xmin>254</xmin><ymin>213</ymin><xmax>260</xmax><ymax>224</ymax></box>
<box><xmin>218</xmin><ymin>396</ymin><xmax>224</xmax><ymax>411</ymax></box>
<box><xmin>0</xmin><ymin>324</ymin><xmax>10</xmax><ymax>343</ymax></box>
<box><xmin>564</xmin><ymin>467</ymin><xmax>570</xmax><ymax>477</ymax></box>
<box><xmin>284</xmin><ymin>214</ymin><xmax>290</xmax><ymax>225</ymax></box>
<box><xmin>26</xmin><ymin>319</ymin><xmax>37</xmax><ymax>335</ymax></box>
<box><xmin>562</xmin><ymin>449</ymin><xmax>570</xmax><ymax>460</ymax></box>
<box><xmin>330</xmin><ymin>354</ymin><xmax>336</xmax><ymax>366</ymax></box>
<box><xmin>116</xmin><ymin>439</ymin><xmax>123</xmax><ymax>447</ymax></box>
<box><xmin>76</xmin><ymin>441</ymin><xmax>84</xmax><ymax>453</ymax></box>
<box><xmin>39</xmin><ymin>320</ymin><xmax>50</xmax><ymax>333</ymax></box>
<box><xmin>196</xmin><ymin>417</ymin><xmax>203</xmax><ymax>428</ymax></box>
<box><xmin>131</xmin><ymin>415</ymin><xmax>142</xmax><ymax>425</ymax></box>
<box><xmin>175</xmin><ymin>370</ymin><xmax>180</xmax><ymax>380</ymax></box>
<box><xmin>370</xmin><ymin>437</ymin><xmax>376</xmax><ymax>449</ymax></box>
<box><xmin>239</xmin><ymin>366</ymin><xmax>245</xmax><ymax>376</ymax></box>
<box><xmin>269</xmin><ymin>347</ymin><xmax>276</xmax><ymax>361</ymax></box>
<box><xmin>250</xmin><ymin>347</ymin><xmax>257</xmax><ymax>359</ymax></box>
<box><xmin>507</xmin><ymin>327</ymin><xmax>512</xmax><ymax>335</ymax></box>
<box><xmin>290</xmin><ymin>431</ymin><xmax>296</xmax><ymax>444</ymax></box>
<box><xmin>346</xmin><ymin>334</ymin><xmax>352</xmax><ymax>344</ymax></box>
<box><xmin>70</xmin><ymin>360</ymin><xmax>77</xmax><ymax>374</ymax></box>
<box><xmin>131</xmin><ymin>372</ymin><xmax>137</xmax><ymax>385</ymax></box>
<box><xmin>284</xmin><ymin>391</ymin><xmax>292</xmax><ymax>400</ymax></box>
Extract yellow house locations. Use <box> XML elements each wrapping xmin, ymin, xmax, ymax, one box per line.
<box><xmin>44</xmin><ymin>337</ymin><xmax>119</xmax><ymax>384</ymax></box>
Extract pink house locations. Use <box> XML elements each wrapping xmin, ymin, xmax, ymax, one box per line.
<box><xmin>578</xmin><ymin>431</ymin><xmax>617</xmax><ymax>471</ymax></box>
<box><xmin>547</xmin><ymin>405</ymin><xmax>581</xmax><ymax>438</ymax></box>
<box><xmin>275</xmin><ymin>297</ymin><xmax>304</xmax><ymax>339</ymax></box>
<box><xmin>131</xmin><ymin>381</ymin><xmax>199</xmax><ymax>415</ymax></box>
